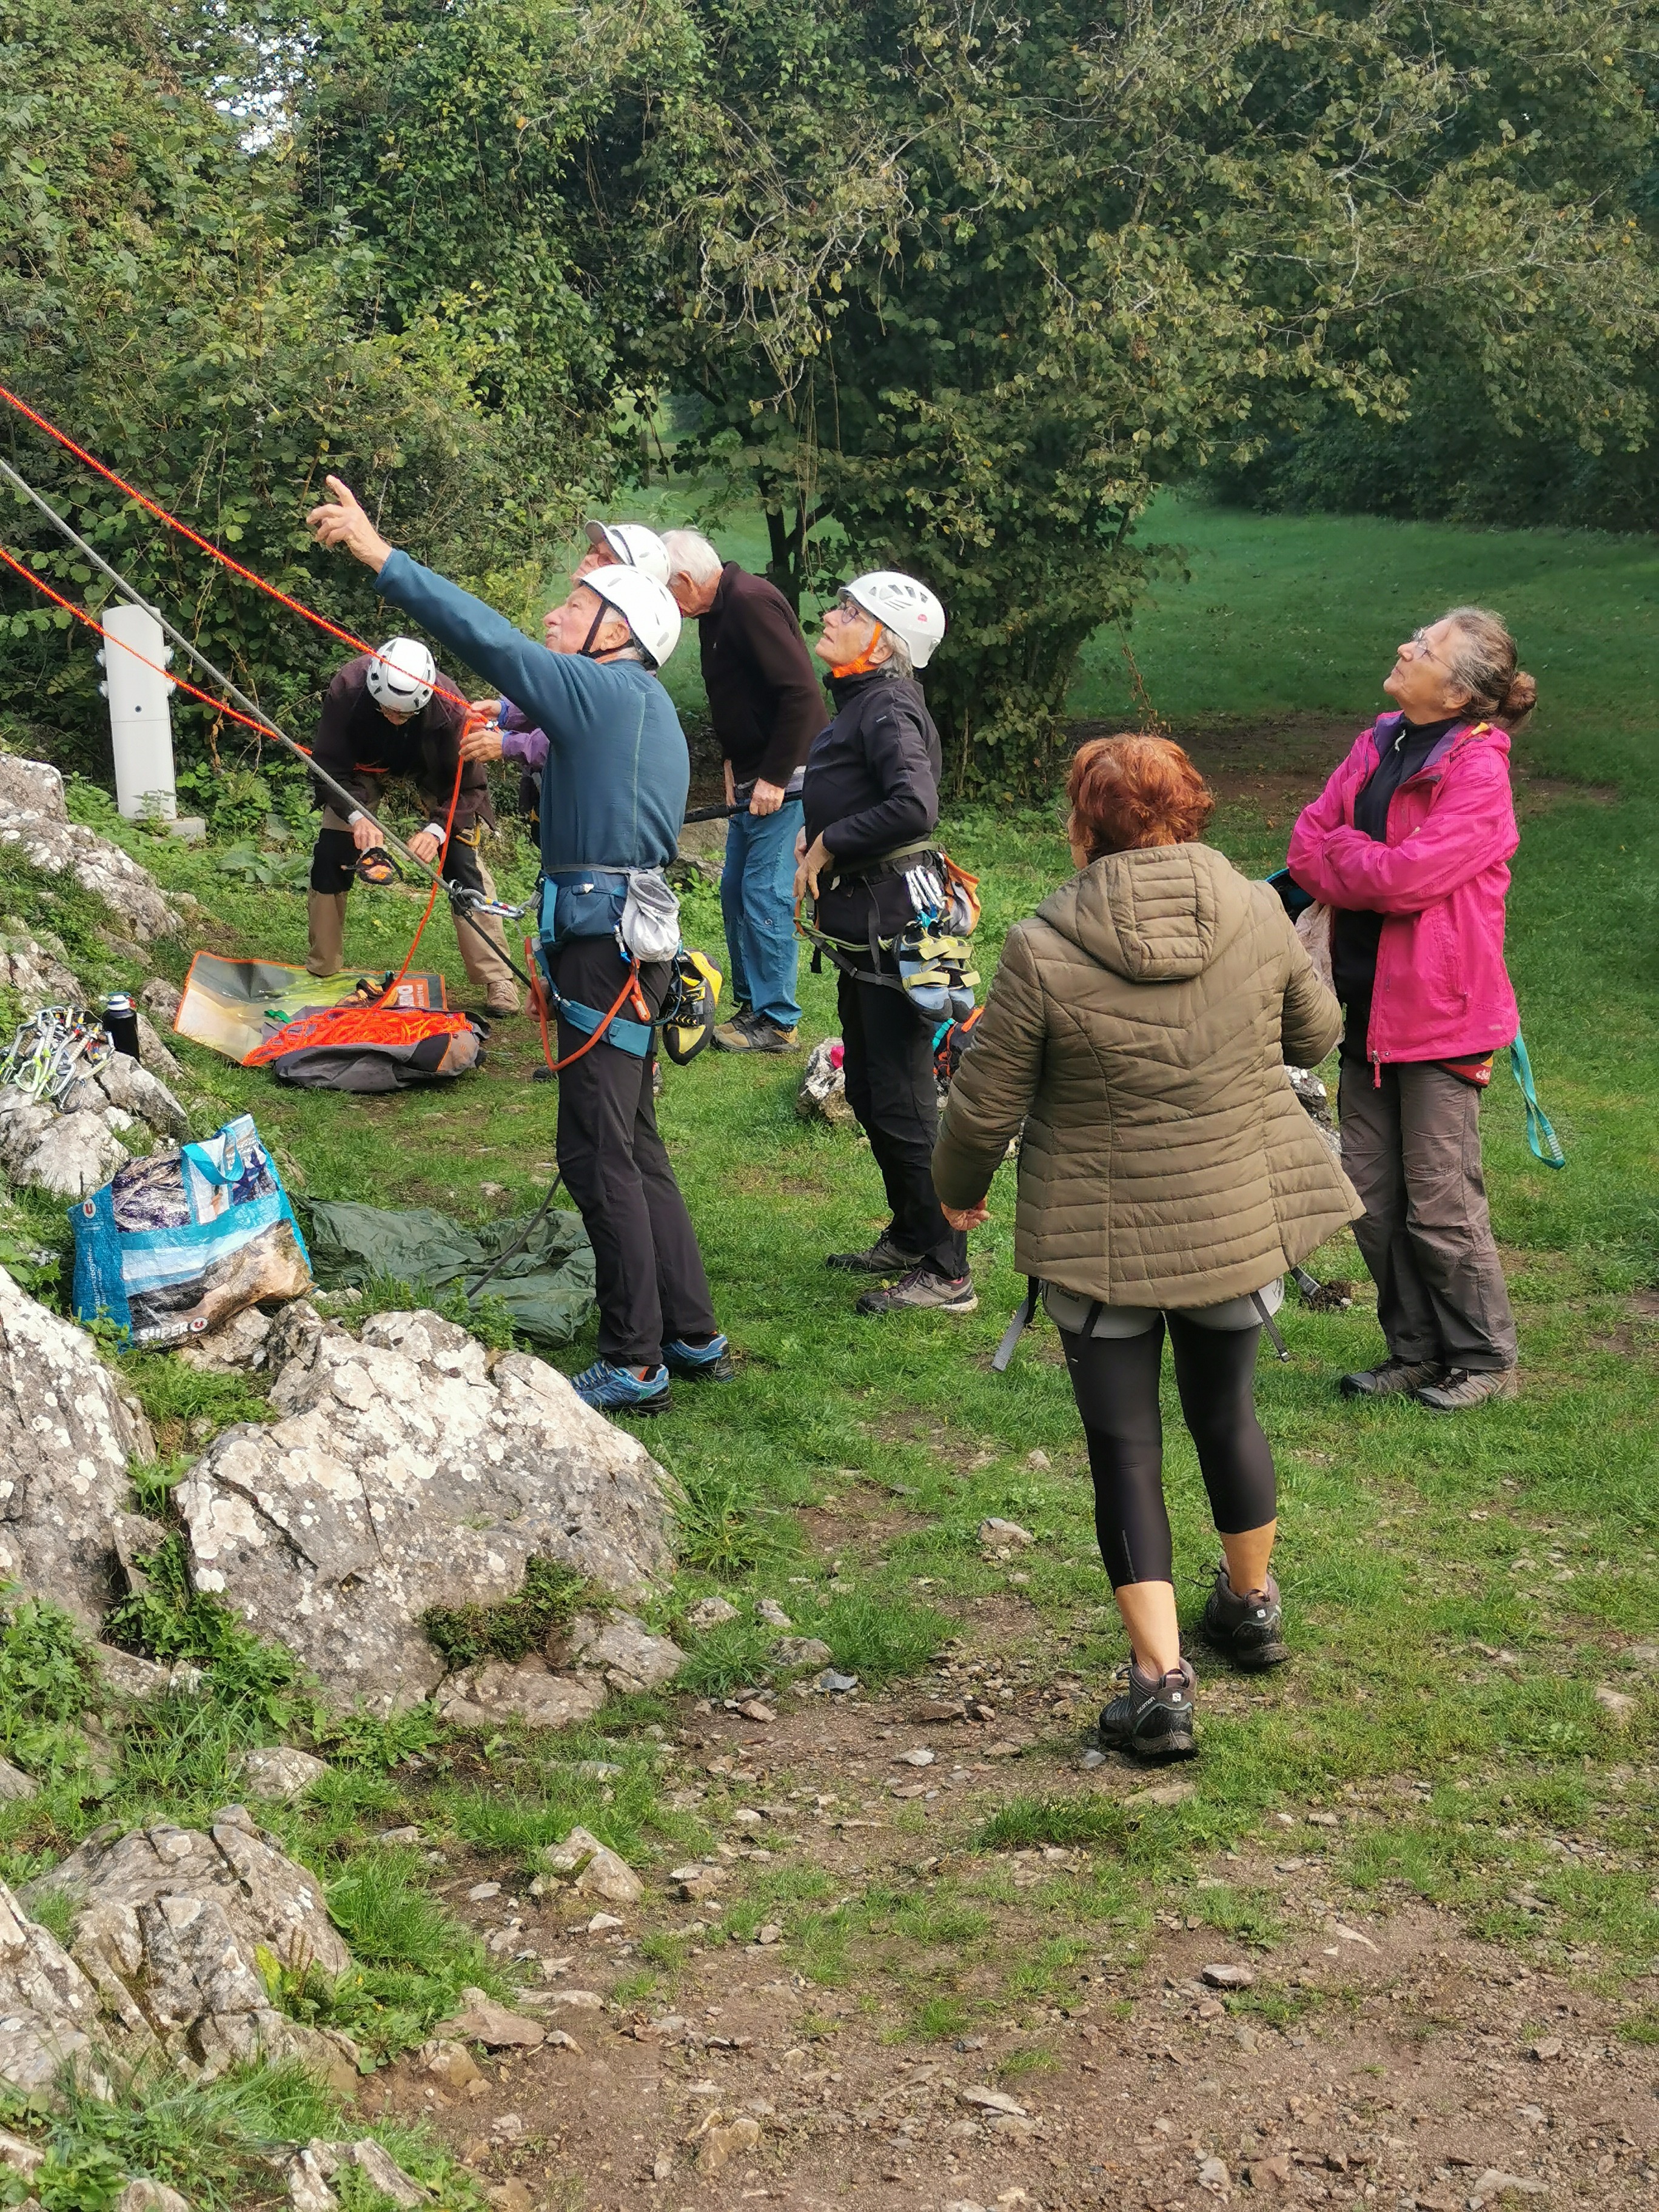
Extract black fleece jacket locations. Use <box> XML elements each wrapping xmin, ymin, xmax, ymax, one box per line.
<box><xmin>802</xmin><ymin>666</ymin><xmax>943</xmax><ymax>939</ymax></box>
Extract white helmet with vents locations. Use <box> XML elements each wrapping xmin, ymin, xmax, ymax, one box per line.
<box><xmin>843</xmin><ymin>571</ymin><xmax>947</xmax><ymax>669</ymax></box>
<box><xmin>583</xmin><ymin>520</ymin><xmax>671</xmax><ymax>584</ymax></box>
<box><xmin>583</xmin><ymin>566</ymin><xmax>682</xmax><ymax>669</ymax></box>
<box><xmin>366</xmin><ymin>637</ymin><xmax>436</xmax><ymax>713</ymax></box>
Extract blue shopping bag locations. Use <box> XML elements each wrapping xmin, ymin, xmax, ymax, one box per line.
<box><xmin>71</xmin><ymin>1112</ymin><xmax>312</xmax><ymax>1346</ymax></box>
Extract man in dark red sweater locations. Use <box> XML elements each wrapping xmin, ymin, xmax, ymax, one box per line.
<box><xmin>664</xmin><ymin>531</ymin><xmax>824</xmax><ymax>1052</ymax></box>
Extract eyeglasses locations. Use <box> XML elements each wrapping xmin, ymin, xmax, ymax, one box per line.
<box><xmin>823</xmin><ymin>591</ymin><xmax>863</xmax><ymax>619</ymax></box>
<box><xmin>1407</xmin><ymin>627</ymin><xmax>1446</xmax><ymax>668</ymax></box>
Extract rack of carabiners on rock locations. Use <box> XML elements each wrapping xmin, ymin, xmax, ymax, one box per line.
<box><xmin>0</xmin><ymin>1004</ymin><xmax>115</xmax><ymax>1104</ymax></box>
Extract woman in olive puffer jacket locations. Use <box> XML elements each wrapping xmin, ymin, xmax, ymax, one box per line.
<box><xmin>933</xmin><ymin>736</ymin><xmax>1359</xmax><ymax>1761</ymax></box>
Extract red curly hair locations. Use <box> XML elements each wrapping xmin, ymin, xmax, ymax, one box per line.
<box><xmin>1067</xmin><ymin>733</ymin><xmax>1215</xmax><ymax>859</ymax></box>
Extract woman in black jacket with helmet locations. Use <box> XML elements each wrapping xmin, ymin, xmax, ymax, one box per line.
<box><xmin>795</xmin><ymin>571</ymin><xmax>971</xmax><ymax>1316</ymax></box>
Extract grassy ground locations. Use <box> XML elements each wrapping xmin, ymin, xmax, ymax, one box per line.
<box><xmin>0</xmin><ymin>497</ymin><xmax>1654</xmax><ymax>2204</ymax></box>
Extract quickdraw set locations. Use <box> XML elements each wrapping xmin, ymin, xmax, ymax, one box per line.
<box><xmin>0</xmin><ymin>1004</ymin><xmax>115</xmax><ymax>1104</ymax></box>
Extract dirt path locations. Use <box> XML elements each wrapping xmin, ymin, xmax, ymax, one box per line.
<box><xmin>361</xmin><ymin>1629</ymin><xmax>1659</xmax><ymax>2212</ymax></box>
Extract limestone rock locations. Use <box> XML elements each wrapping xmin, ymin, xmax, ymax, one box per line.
<box><xmin>134</xmin><ymin>1016</ymin><xmax>183</xmax><ymax>1084</ymax></box>
<box><xmin>20</xmin><ymin>1804</ymin><xmax>351</xmax><ymax>2083</ymax></box>
<box><xmin>686</xmin><ymin>1594</ymin><xmax>738</xmax><ymax>1631</ymax></box>
<box><xmin>418</xmin><ymin>2037</ymin><xmax>480</xmax><ymax>2089</ymax></box>
<box><xmin>304</xmin><ymin>2140</ymin><xmax>427</xmax><ymax>2208</ymax></box>
<box><xmin>435</xmin><ymin>1659</ymin><xmax>604</xmax><ymax>1734</ymax></box>
<box><xmin>796</xmin><ymin>1037</ymin><xmax>856</xmax><ymax>1129</ymax></box>
<box><xmin>114</xmin><ymin>2185</ymin><xmax>193</xmax><ymax>2212</ymax></box>
<box><xmin>0</xmin><ymin>757</ymin><xmax>179</xmax><ymax>941</ymax></box>
<box><xmin>0</xmin><ymin>929</ymin><xmax>84</xmax><ymax>1011</ymax></box>
<box><xmin>0</xmin><ymin>1877</ymin><xmax>107</xmax><ymax>2102</ymax></box>
<box><xmin>283</xmin><ymin>2145</ymin><xmax>338</xmax><ymax>2212</ymax></box>
<box><xmin>0</xmin><ymin>2127</ymin><xmax>42</xmax><ymax>2177</ymax></box>
<box><xmin>754</xmin><ymin>1597</ymin><xmax>791</xmax><ymax>1629</ymax></box>
<box><xmin>93</xmin><ymin>1056</ymin><xmax>189</xmax><ymax>1141</ymax></box>
<box><xmin>540</xmin><ymin>1825</ymin><xmax>643</xmax><ymax>1905</ymax></box>
<box><xmin>0</xmin><ymin>1760</ymin><xmax>38</xmax><ymax>1803</ymax></box>
<box><xmin>12</xmin><ymin>1110</ymin><xmax>127</xmax><ymax>1200</ymax></box>
<box><xmin>239</xmin><ymin>1747</ymin><xmax>330</xmax><ymax>1803</ymax></box>
<box><xmin>977</xmin><ymin>1517</ymin><xmax>1034</xmax><ymax>1551</ymax></box>
<box><xmin>0</xmin><ymin>1091</ymin><xmax>57</xmax><ymax>1178</ymax></box>
<box><xmin>566</xmin><ymin>1612</ymin><xmax>683</xmax><ymax>1694</ymax></box>
<box><xmin>441</xmin><ymin>1988</ymin><xmax>546</xmax><ymax>2049</ymax></box>
<box><xmin>94</xmin><ymin>1645</ymin><xmax>203</xmax><ymax>1704</ymax></box>
<box><xmin>698</xmin><ymin>2114</ymin><xmax>761</xmax><ymax>2174</ymax></box>
<box><xmin>0</xmin><ymin>1266</ymin><xmax>155</xmax><ymax>1630</ymax></box>
<box><xmin>178</xmin><ymin>1309</ymin><xmax>673</xmax><ymax>1712</ymax></box>
<box><xmin>138</xmin><ymin>979</ymin><xmax>182</xmax><ymax>1024</ymax></box>
<box><xmin>174</xmin><ymin>1307</ymin><xmax>272</xmax><ymax>1375</ymax></box>
<box><xmin>772</xmin><ymin>1637</ymin><xmax>833</xmax><ymax>1669</ymax></box>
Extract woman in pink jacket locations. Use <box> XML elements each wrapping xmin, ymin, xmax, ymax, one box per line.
<box><xmin>1287</xmin><ymin>607</ymin><xmax>1535</xmax><ymax>1413</ymax></box>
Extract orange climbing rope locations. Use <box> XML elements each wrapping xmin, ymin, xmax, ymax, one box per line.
<box><xmin>0</xmin><ymin>381</ymin><xmax>472</xmax><ymax>716</ymax></box>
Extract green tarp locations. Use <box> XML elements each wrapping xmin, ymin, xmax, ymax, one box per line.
<box><xmin>306</xmin><ymin>1201</ymin><xmax>595</xmax><ymax>1348</ymax></box>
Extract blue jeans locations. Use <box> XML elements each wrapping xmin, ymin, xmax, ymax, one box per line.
<box><xmin>720</xmin><ymin>799</ymin><xmax>803</xmax><ymax>1029</ymax></box>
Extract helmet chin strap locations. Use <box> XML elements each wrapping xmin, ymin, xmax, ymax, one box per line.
<box><xmin>577</xmin><ymin>602</ymin><xmax>636</xmax><ymax>661</ymax></box>
<box><xmin>829</xmin><ymin>622</ymin><xmax>888</xmax><ymax>680</ymax></box>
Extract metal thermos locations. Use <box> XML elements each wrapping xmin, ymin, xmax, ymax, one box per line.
<box><xmin>102</xmin><ymin>993</ymin><xmax>141</xmax><ymax>1062</ymax></box>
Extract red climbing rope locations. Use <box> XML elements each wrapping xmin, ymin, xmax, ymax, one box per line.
<box><xmin>0</xmin><ymin>381</ymin><xmax>472</xmax><ymax>715</ymax></box>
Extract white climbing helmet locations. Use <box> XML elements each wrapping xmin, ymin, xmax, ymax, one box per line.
<box><xmin>583</xmin><ymin>565</ymin><xmax>682</xmax><ymax>669</ymax></box>
<box><xmin>843</xmin><ymin>571</ymin><xmax>947</xmax><ymax>669</ymax></box>
<box><xmin>583</xmin><ymin>520</ymin><xmax>671</xmax><ymax>585</ymax></box>
<box><xmin>365</xmin><ymin>636</ymin><xmax>436</xmax><ymax>714</ymax></box>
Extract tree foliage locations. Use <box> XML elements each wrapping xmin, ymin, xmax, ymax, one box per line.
<box><xmin>1</xmin><ymin>0</ymin><xmax>1654</xmax><ymax>796</ymax></box>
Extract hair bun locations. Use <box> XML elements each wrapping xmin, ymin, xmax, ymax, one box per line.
<box><xmin>1502</xmin><ymin>669</ymin><xmax>1538</xmax><ymax>717</ymax></box>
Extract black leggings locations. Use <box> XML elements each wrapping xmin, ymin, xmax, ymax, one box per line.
<box><xmin>1061</xmin><ymin>1316</ymin><xmax>1277</xmax><ymax>1589</ymax></box>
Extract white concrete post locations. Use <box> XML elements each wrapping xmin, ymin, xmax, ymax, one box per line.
<box><xmin>99</xmin><ymin>600</ymin><xmax>178</xmax><ymax>820</ymax></box>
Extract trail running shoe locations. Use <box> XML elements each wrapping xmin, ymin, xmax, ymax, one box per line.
<box><xmin>714</xmin><ymin>1010</ymin><xmax>800</xmax><ymax>1054</ymax></box>
<box><xmin>1416</xmin><ymin>1366</ymin><xmax>1520</xmax><ymax>1413</ymax></box>
<box><xmin>1201</xmin><ymin>1564</ymin><xmax>1289</xmax><ymax>1671</ymax></box>
<box><xmin>855</xmin><ymin>1265</ymin><xmax>977</xmax><ymax>1317</ymax></box>
<box><xmin>1098</xmin><ymin>1657</ymin><xmax>1198</xmax><ymax>1761</ymax></box>
<box><xmin>664</xmin><ymin>1333</ymin><xmax>737</xmax><ymax>1382</ymax></box>
<box><xmin>1339</xmin><ymin>1355</ymin><xmax>1445</xmax><ymax>1399</ymax></box>
<box><xmin>825</xmin><ymin>1234</ymin><xmax>926</xmax><ymax>1275</ymax></box>
<box><xmin>572</xmin><ymin>1359</ymin><xmax>671</xmax><ymax>1415</ymax></box>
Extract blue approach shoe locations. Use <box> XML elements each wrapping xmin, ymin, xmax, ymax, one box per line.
<box><xmin>664</xmin><ymin>1333</ymin><xmax>736</xmax><ymax>1381</ymax></box>
<box><xmin>572</xmin><ymin>1359</ymin><xmax>671</xmax><ymax>1415</ymax></box>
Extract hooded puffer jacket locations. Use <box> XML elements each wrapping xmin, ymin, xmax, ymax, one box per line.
<box><xmin>932</xmin><ymin>843</ymin><xmax>1360</xmax><ymax>1309</ymax></box>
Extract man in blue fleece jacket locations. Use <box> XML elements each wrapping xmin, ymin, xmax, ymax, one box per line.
<box><xmin>308</xmin><ymin>475</ymin><xmax>729</xmax><ymax>1415</ymax></box>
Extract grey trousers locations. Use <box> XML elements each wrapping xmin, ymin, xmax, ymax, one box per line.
<box><xmin>1338</xmin><ymin>1055</ymin><xmax>1518</xmax><ymax>1373</ymax></box>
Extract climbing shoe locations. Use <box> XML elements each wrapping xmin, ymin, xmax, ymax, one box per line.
<box><xmin>1416</xmin><ymin>1366</ymin><xmax>1520</xmax><ymax>1413</ymax></box>
<box><xmin>825</xmin><ymin>1234</ymin><xmax>925</xmax><ymax>1275</ymax></box>
<box><xmin>1098</xmin><ymin>1657</ymin><xmax>1198</xmax><ymax>1761</ymax></box>
<box><xmin>664</xmin><ymin>1333</ymin><xmax>736</xmax><ymax>1382</ymax></box>
<box><xmin>1339</xmin><ymin>1355</ymin><xmax>1445</xmax><ymax>1399</ymax></box>
<box><xmin>855</xmin><ymin>1265</ymin><xmax>977</xmax><ymax>1317</ymax></box>
<box><xmin>1201</xmin><ymin>1564</ymin><xmax>1289</xmax><ymax>1671</ymax></box>
<box><xmin>572</xmin><ymin>1359</ymin><xmax>671</xmax><ymax>1415</ymax></box>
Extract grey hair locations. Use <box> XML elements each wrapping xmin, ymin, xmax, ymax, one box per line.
<box><xmin>1440</xmin><ymin>606</ymin><xmax>1538</xmax><ymax>728</ymax></box>
<box><xmin>877</xmin><ymin>634</ymin><xmax>915</xmax><ymax>680</ymax></box>
<box><xmin>662</xmin><ymin>529</ymin><xmax>723</xmax><ymax>587</ymax></box>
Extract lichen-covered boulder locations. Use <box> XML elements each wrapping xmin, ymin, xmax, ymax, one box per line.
<box><xmin>176</xmin><ymin>1309</ymin><xmax>674</xmax><ymax>1712</ymax></box>
<box><xmin>20</xmin><ymin>1805</ymin><xmax>355</xmax><ymax>2086</ymax></box>
<box><xmin>0</xmin><ymin>1265</ymin><xmax>154</xmax><ymax>1630</ymax></box>
<box><xmin>0</xmin><ymin>1877</ymin><xmax>107</xmax><ymax>2102</ymax></box>
<box><xmin>0</xmin><ymin>757</ymin><xmax>179</xmax><ymax>942</ymax></box>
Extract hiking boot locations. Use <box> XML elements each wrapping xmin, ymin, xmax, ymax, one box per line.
<box><xmin>1098</xmin><ymin>1657</ymin><xmax>1198</xmax><ymax>1761</ymax></box>
<box><xmin>572</xmin><ymin>1359</ymin><xmax>671</xmax><ymax>1415</ymax></box>
<box><xmin>1416</xmin><ymin>1366</ymin><xmax>1520</xmax><ymax>1413</ymax></box>
<box><xmin>714</xmin><ymin>1009</ymin><xmax>800</xmax><ymax>1054</ymax></box>
<box><xmin>855</xmin><ymin>1265</ymin><xmax>977</xmax><ymax>1317</ymax></box>
<box><xmin>825</xmin><ymin>1234</ymin><xmax>925</xmax><ymax>1275</ymax></box>
<box><xmin>664</xmin><ymin>1333</ymin><xmax>736</xmax><ymax>1382</ymax></box>
<box><xmin>1201</xmin><ymin>1564</ymin><xmax>1289</xmax><ymax>1671</ymax></box>
<box><xmin>484</xmin><ymin>984</ymin><xmax>520</xmax><ymax>1017</ymax></box>
<box><xmin>1339</xmin><ymin>1355</ymin><xmax>1446</xmax><ymax>1399</ymax></box>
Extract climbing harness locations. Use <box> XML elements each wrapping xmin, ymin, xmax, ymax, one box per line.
<box><xmin>0</xmin><ymin>1005</ymin><xmax>114</xmax><ymax>1104</ymax></box>
<box><xmin>800</xmin><ymin>844</ymin><xmax>980</xmax><ymax>1023</ymax></box>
